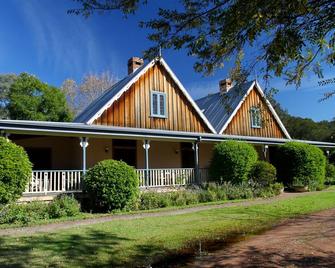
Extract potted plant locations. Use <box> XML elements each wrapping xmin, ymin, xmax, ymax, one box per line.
<box><xmin>291</xmin><ymin>177</ymin><xmax>309</xmax><ymax>192</ymax></box>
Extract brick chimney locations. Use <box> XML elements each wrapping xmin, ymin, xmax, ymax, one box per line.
<box><xmin>219</xmin><ymin>78</ymin><xmax>233</xmax><ymax>94</ymax></box>
<box><xmin>128</xmin><ymin>57</ymin><xmax>144</xmax><ymax>74</ymax></box>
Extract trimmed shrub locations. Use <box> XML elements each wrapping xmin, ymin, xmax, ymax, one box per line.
<box><xmin>249</xmin><ymin>161</ymin><xmax>277</xmax><ymax>187</ymax></box>
<box><xmin>209</xmin><ymin>141</ymin><xmax>258</xmax><ymax>184</ymax></box>
<box><xmin>273</xmin><ymin>142</ymin><xmax>326</xmax><ymax>190</ymax></box>
<box><xmin>0</xmin><ymin>137</ymin><xmax>32</xmax><ymax>204</ymax></box>
<box><xmin>48</xmin><ymin>195</ymin><xmax>80</xmax><ymax>218</ymax></box>
<box><xmin>325</xmin><ymin>162</ymin><xmax>335</xmax><ymax>185</ymax></box>
<box><xmin>84</xmin><ymin>160</ymin><xmax>139</xmax><ymax>212</ymax></box>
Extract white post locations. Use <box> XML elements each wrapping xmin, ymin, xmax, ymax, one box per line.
<box><xmin>80</xmin><ymin>137</ymin><xmax>89</xmax><ymax>175</ymax></box>
<box><xmin>193</xmin><ymin>140</ymin><xmax>200</xmax><ymax>184</ymax></box>
<box><xmin>143</xmin><ymin>140</ymin><xmax>150</xmax><ymax>187</ymax></box>
<box><xmin>263</xmin><ymin>144</ymin><xmax>269</xmax><ymax>160</ymax></box>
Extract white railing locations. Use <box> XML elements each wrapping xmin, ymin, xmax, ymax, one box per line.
<box><xmin>25</xmin><ymin>170</ymin><xmax>83</xmax><ymax>194</ymax></box>
<box><xmin>24</xmin><ymin>168</ymin><xmax>210</xmax><ymax>194</ymax></box>
<box><xmin>137</xmin><ymin>168</ymin><xmax>197</xmax><ymax>187</ymax></box>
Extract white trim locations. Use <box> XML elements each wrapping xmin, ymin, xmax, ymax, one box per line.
<box><xmin>86</xmin><ymin>57</ymin><xmax>216</xmax><ymax>133</ymax></box>
<box><xmin>219</xmin><ymin>81</ymin><xmax>291</xmax><ymax>139</ymax></box>
<box><xmin>86</xmin><ymin>59</ymin><xmax>156</xmax><ymax>124</ymax></box>
<box><xmin>159</xmin><ymin>58</ymin><xmax>216</xmax><ymax>133</ymax></box>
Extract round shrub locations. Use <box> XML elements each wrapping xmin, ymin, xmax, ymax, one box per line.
<box><xmin>325</xmin><ymin>162</ymin><xmax>335</xmax><ymax>185</ymax></box>
<box><xmin>0</xmin><ymin>137</ymin><xmax>32</xmax><ymax>204</ymax></box>
<box><xmin>209</xmin><ymin>141</ymin><xmax>258</xmax><ymax>184</ymax></box>
<box><xmin>84</xmin><ymin>160</ymin><xmax>139</xmax><ymax>212</ymax></box>
<box><xmin>249</xmin><ymin>161</ymin><xmax>277</xmax><ymax>187</ymax></box>
<box><xmin>273</xmin><ymin>142</ymin><xmax>326</xmax><ymax>190</ymax></box>
<box><xmin>48</xmin><ymin>195</ymin><xmax>80</xmax><ymax>218</ymax></box>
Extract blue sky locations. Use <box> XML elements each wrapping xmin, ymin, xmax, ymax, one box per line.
<box><xmin>0</xmin><ymin>0</ymin><xmax>334</xmax><ymax>121</ymax></box>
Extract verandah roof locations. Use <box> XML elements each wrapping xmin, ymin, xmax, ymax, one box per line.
<box><xmin>0</xmin><ymin>119</ymin><xmax>334</xmax><ymax>148</ymax></box>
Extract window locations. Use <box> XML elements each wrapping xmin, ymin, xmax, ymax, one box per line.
<box><xmin>250</xmin><ymin>107</ymin><xmax>262</xmax><ymax>128</ymax></box>
<box><xmin>151</xmin><ymin>91</ymin><xmax>167</xmax><ymax>118</ymax></box>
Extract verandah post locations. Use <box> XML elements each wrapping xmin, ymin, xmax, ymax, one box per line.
<box><xmin>80</xmin><ymin>137</ymin><xmax>89</xmax><ymax>175</ymax></box>
<box><xmin>143</xmin><ymin>140</ymin><xmax>150</xmax><ymax>187</ymax></box>
<box><xmin>193</xmin><ymin>138</ymin><xmax>200</xmax><ymax>184</ymax></box>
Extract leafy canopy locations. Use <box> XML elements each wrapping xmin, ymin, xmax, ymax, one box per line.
<box><xmin>69</xmin><ymin>0</ymin><xmax>335</xmax><ymax>87</ymax></box>
<box><xmin>8</xmin><ymin>73</ymin><xmax>72</xmax><ymax>121</ymax></box>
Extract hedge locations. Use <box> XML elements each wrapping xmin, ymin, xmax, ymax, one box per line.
<box><xmin>0</xmin><ymin>137</ymin><xmax>32</xmax><ymax>204</ymax></box>
<box><xmin>249</xmin><ymin>161</ymin><xmax>277</xmax><ymax>187</ymax></box>
<box><xmin>84</xmin><ymin>160</ymin><xmax>139</xmax><ymax>212</ymax></box>
<box><xmin>273</xmin><ymin>142</ymin><xmax>326</xmax><ymax>190</ymax></box>
<box><xmin>209</xmin><ymin>141</ymin><xmax>258</xmax><ymax>184</ymax></box>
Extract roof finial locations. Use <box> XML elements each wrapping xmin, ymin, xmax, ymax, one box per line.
<box><xmin>158</xmin><ymin>45</ymin><xmax>162</xmax><ymax>58</ymax></box>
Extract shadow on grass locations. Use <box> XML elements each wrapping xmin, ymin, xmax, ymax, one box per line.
<box><xmin>0</xmin><ymin>229</ymin><xmax>166</xmax><ymax>267</ymax></box>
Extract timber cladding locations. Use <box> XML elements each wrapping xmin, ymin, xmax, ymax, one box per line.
<box><xmin>93</xmin><ymin>64</ymin><xmax>211</xmax><ymax>133</ymax></box>
<box><xmin>224</xmin><ymin>87</ymin><xmax>286</xmax><ymax>138</ymax></box>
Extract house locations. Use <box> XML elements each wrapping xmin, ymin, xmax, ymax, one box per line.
<box><xmin>0</xmin><ymin>56</ymin><xmax>333</xmax><ymax>199</ymax></box>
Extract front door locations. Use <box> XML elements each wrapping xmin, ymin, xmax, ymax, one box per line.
<box><xmin>112</xmin><ymin>139</ymin><xmax>137</xmax><ymax>167</ymax></box>
<box><xmin>181</xmin><ymin>142</ymin><xmax>195</xmax><ymax>168</ymax></box>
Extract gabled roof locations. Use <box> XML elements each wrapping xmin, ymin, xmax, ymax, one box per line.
<box><xmin>74</xmin><ymin>57</ymin><xmax>216</xmax><ymax>133</ymax></box>
<box><xmin>196</xmin><ymin>80</ymin><xmax>291</xmax><ymax>138</ymax></box>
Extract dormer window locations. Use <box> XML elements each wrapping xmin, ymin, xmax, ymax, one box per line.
<box><xmin>250</xmin><ymin>107</ymin><xmax>261</xmax><ymax>128</ymax></box>
<box><xmin>151</xmin><ymin>91</ymin><xmax>167</xmax><ymax>118</ymax></box>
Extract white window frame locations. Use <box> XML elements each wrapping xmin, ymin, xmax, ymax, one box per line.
<box><xmin>150</xmin><ymin>91</ymin><xmax>167</xmax><ymax>118</ymax></box>
<box><xmin>250</xmin><ymin>107</ymin><xmax>262</xmax><ymax>128</ymax></box>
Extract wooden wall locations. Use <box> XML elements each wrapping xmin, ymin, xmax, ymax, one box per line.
<box><xmin>224</xmin><ymin>87</ymin><xmax>286</xmax><ymax>138</ymax></box>
<box><xmin>93</xmin><ymin>64</ymin><xmax>211</xmax><ymax>133</ymax></box>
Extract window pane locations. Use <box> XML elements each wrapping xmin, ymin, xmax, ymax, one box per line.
<box><xmin>152</xmin><ymin>94</ymin><xmax>158</xmax><ymax>115</ymax></box>
<box><xmin>159</xmin><ymin>94</ymin><xmax>165</xmax><ymax>116</ymax></box>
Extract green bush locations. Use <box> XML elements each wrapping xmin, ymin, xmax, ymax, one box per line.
<box><xmin>325</xmin><ymin>162</ymin><xmax>335</xmax><ymax>185</ymax></box>
<box><xmin>84</xmin><ymin>160</ymin><xmax>139</xmax><ymax>212</ymax></box>
<box><xmin>273</xmin><ymin>142</ymin><xmax>326</xmax><ymax>190</ymax></box>
<box><xmin>0</xmin><ymin>196</ymin><xmax>80</xmax><ymax>225</ymax></box>
<box><xmin>249</xmin><ymin>161</ymin><xmax>277</xmax><ymax>187</ymax></box>
<box><xmin>48</xmin><ymin>195</ymin><xmax>80</xmax><ymax>218</ymax></box>
<box><xmin>209</xmin><ymin>141</ymin><xmax>258</xmax><ymax>184</ymax></box>
<box><xmin>0</xmin><ymin>137</ymin><xmax>32</xmax><ymax>204</ymax></box>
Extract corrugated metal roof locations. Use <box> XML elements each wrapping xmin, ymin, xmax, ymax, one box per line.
<box><xmin>1</xmin><ymin>119</ymin><xmax>334</xmax><ymax>147</ymax></box>
<box><xmin>196</xmin><ymin>81</ymin><xmax>254</xmax><ymax>133</ymax></box>
<box><xmin>74</xmin><ymin>62</ymin><xmax>149</xmax><ymax>123</ymax></box>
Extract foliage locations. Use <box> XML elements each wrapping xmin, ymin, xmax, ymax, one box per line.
<box><xmin>137</xmin><ymin>181</ymin><xmax>281</xmax><ymax>210</ymax></box>
<box><xmin>8</xmin><ymin>73</ymin><xmax>72</xmax><ymax>121</ymax></box>
<box><xmin>249</xmin><ymin>161</ymin><xmax>277</xmax><ymax>187</ymax></box>
<box><xmin>84</xmin><ymin>160</ymin><xmax>139</xmax><ymax>212</ymax></box>
<box><xmin>48</xmin><ymin>195</ymin><xmax>81</xmax><ymax>218</ymax></box>
<box><xmin>209</xmin><ymin>141</ymin><xmax>258</xmax><ymax>184</ymax></box>
<box><xmin>70</xmin><ymin>1</ymin><xmax>335</xmax><ymax>88</ymax></box>
<box><xmin>0</xmin><ymin>137</ymin><xmax>32</xmax><ymax>204</ymax></box>
<box><xmin>61</xmin><ymin>71</ymin><xmax>116</xmax><ymax>115</ymax></box>
<box><xmin>325</xmin><ymin>162</ymin><xmax>335</xmax><ymax>185</ymax></box>
<box><xmin>0</xmin><ymin>74</ymin><xmax>17</xmax><ymax>119</ymax></box>
<box><xmin>0</xmin><ymin>196</ymin><xmax>80</xmax><ymax>225</ymax></box>
<box><xmin>273</xmin><ymin>142</ymin><xmax>326</xmax><ymax>190</ymax></box>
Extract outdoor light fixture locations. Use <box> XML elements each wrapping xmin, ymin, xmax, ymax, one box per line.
<box><xmin>80</xmin><ymin>138</ymin><xmax>89</xmax><ymax>148</ymax></box>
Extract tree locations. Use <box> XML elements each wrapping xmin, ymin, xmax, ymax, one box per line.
<box><xmin>8</xmin><ymin>73</ymin><xmax>72</xmax><ymax>121</ymax></box>
<box><xmin>69</xmin><ymin>0</ymin><xmax>335</xmax><ymax>87</ymax></box>
<box><xmin>0</xmin><ymin>74</ymin><xmax>17</xmax><ymax>119</ymax></box>
<box><xmin>61</xmin><ymin>71</ymin><xmax>116</xmax><ymax>115</ymax></box>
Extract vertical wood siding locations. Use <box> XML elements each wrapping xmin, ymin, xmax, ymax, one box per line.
<box><xmin>224</xmin><ymin>87</ymin><xmax>286</xmax><ymax>138</ymax></box>
<box><xmin>93</xmin><ymin>64</ymin><xmax>211</xmax><ymax>133</ymax></box>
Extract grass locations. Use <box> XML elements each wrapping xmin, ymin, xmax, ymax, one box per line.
<box><xmin>0</xmin><ymin>198</ymin><xmax>246</xmax><ymax>229</ymax></box>
<box><xmin>1</xmin><ymin>191</ymin><xmax>335</xmax><ymax>267</ymax></box>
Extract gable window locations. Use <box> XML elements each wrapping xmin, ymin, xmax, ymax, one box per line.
<box><xmin>151</xmin><ymin>91</ymin><xmax>167</xmax><ymax>118</ymax></box>
<box><xmin>250</xmin><ymin>107</ymin><xmax>262</xmax><ymax>128</ymax></box>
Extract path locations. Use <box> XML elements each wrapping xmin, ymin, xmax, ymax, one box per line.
<box><xmin>0</xmin><ymin>191</ymin><xmax>326</xmax><ymax>237</ymax></box>
<box><xmin>185</xmin><ymin>207</ymin><xmax>335</xmax><ymax>267</ymax></box>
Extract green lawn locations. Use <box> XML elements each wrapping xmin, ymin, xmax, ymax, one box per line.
<box><xmin>1</xmin><ymin>191</ymin><xmax>335</xmax><ymax>267</ymax></box>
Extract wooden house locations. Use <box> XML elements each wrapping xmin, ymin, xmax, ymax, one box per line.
<box><xmin>0</xmin><ymin>56</ymin><xmax>333</xmax><ymax>199</ymax></box>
